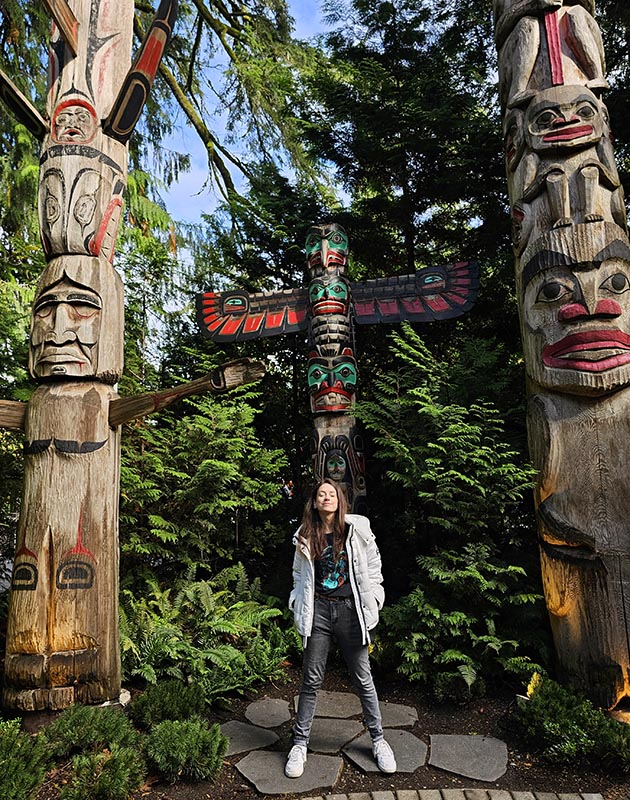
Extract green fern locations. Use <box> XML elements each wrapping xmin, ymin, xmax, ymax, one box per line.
<box><xmin>120</xmin><ymin>564</ymin><xmax>292</xmax><ymax>698</ymax></box>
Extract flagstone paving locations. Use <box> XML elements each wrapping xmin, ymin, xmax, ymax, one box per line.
<box><xmin>428</xmin><ymin>735</ymin><xmax>509</xmax><ymax>783</ymax></box>
<box><xmin>219</xmin><ymin>690</ymin><xmax>604</xmax><ymax>800</ymax></box>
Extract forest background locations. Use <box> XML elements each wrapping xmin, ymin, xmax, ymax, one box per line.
<box><xmin>2</xmin><ymin>0</ymin><xmax>630</xmax><ymax>706</ymax></box>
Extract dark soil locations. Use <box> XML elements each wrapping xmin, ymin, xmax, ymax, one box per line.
<box><xmin>31</xmin><ymin>662</ymin><xmax>630</xmax><ymax>800</ymax></box>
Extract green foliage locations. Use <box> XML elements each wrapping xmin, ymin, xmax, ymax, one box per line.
<box><xmin>60</xmin><ymin>744</ymin><xmax>146</xmax><ymax>800</ymax></box>
<box><xmin>0</xmin><ymin>718</ymin><xmax>50</xmax><ymax>800</ymax></box>
<box><xmin>144</xmin><ymin>718</ymin><xmax>228</xmax><ymax>783</ymax></box>
<box><xmin>120</xmin><ymin>564</ymin><xmax>293</xmax><ymax>699</ymax></box>
<box><xmin>377</xmin><ymin>543</ymin><xmax>543</xmax><ymax>700</ymax></box>
<box><xmin>513</xmin><ymin>673</ymin><xmax>630</xmax><ymax>771</ymax></box>
<box><xmin>130</xmin><ymin>680</ymin><xmax>207</xmax><ymax>729</ymax></box>
<box><xmin>42</xmin><ymin>705</ymin><xmax>141</xmax><ymax>760</ymax></box>
<box><xmin>360</xmin><ymin>324</ymin><xmax>545</xmax><ymax>698</ymax></box>
<box><xmin>358</xmin><ymin>323</ymin><xmax>535</xmax><ymax>549</ymax></box>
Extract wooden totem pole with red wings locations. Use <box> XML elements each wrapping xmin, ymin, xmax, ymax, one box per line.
<box><xmin>198</xmin><ymin>224</ymin><xmax>478</xmax><ymax>513</ymax></box>
<box><xmin>0</xmin><ymin>0</ymin><xmax>262</xmax><ymax>711</ymax></box>
<box><xmin>493</xmin><ymin>0</ymin><xmax>630</xmax><ymax>708</ymax></box>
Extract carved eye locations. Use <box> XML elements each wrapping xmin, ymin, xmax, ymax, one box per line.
<box><xmin>331</xmin><ymin>284</ymin><xmax>345</xmax><ymax>296</ymax></box>
<box><xmin>306</xmin><ymin>235</ymin><xmax>321</xmax><ymax>250</ymax></box>
<box><xmin>601</xmin><ymin>272</ymin><xmax>630</xmax><ymax>294</ymax></box>
<box><xmin>34</xmin><ymin>304</ymin><xmax>54</xmax><ymax>319</ymax></box>
<box><xmin>576</xmin><ymin>103</ymin><xmax>596</xmax><ymax>120</ymax></box>
<box><xmin>68</xmin><ymin>303</ymin><xmax>99</xmax><ymax>320</ymax></box>
<box><xmin>534</xmin><ymin>109</ymin><xmax>558</xmax><ymax>130</ymax></box>
<box><xmin>310</xmin><ymin>368</ymin><xmax>324</xmax><ymax>380</ymax></box>
<box><xmin>536</xmin><ymin>280</ymin><xmax>572</xmax><ymax>303</ymax></box>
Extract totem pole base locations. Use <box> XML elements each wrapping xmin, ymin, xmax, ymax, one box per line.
<box><xmin>3</xmin><ymin>683</ymin><xmax>118</xmax><ymax>712</ymax></box>
<box><xmin>3</xmin><ymin>649</ymin><xmax>120</xmax><ymax>711</ymax></box>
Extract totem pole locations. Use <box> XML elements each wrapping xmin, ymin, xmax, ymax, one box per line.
<box><xmin>0</xmin><ymin>0</ymin><xmax>263</xmax><ymax>711</ymax></box>
<box><xmin>493</xmin><ymin>0</ymin><xmax>630</xmax><ymax>708</ymax></box>
<box><xmin>198</xmin><ymin>223</ymin><xmax>478</xmax><ymax>511</ymax></box>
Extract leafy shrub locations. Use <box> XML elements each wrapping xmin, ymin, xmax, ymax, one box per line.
<box><xmin>60</xmin><ymin>743</ymin><xmax>146</xmax><ymax>800</ymax></box>
<box><xmin>0</xmin><ymin>718</ymin><xmax>50</xmax><ymax>800</ymax></box>
<box><xmin>43</xmin><ymin>704</ymin><xmax>140</xmax><ymax>759</ymax></box>
<box><xmin>512</xmin><ymin>673</ymin><xmax>630</xmax><ymax>771</ymax></box>
<box><xmin>130</xmin><ymin>680</ymin><xmax>207</xmax><ymax>728</ymax></box>
<box><xmin>377</xmin><ymin>543</ymin><xmax>543</xmax><ymax>700</ymax></box>
<box><xmin>120</xmin><ymin>563</ymin><xmax>293</xmax><ymax>699</ymax></box>
<box><xmin>358</xmin><ymin>325</ymin><xmax>546</xmax><ymax>699</ymax></box>
<box><xmin>145</xmin><ymin>718</ymin><xmax>228</xmax><ymax>783</ymax></box>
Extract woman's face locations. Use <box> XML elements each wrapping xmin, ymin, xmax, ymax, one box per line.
<box><xmin>314</xmin><ymin>483</ymin><xmax>339</xmax><ymax>514</ymax></box>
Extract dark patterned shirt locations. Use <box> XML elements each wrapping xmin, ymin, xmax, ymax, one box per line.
<box><xmin>314</xmin><ymin>533</ymin><xmax>352</xmax><ymax>596</ymax></box>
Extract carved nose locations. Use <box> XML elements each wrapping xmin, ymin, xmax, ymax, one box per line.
<box><xmin>558</xmin><ymin>299</ymin><xmax>622</xmax><ymax>322</ymax></box>
<box><xmin>48</xmin><ymin>305</ymin><xmax>78</xmax><ymax>342</ymax></box>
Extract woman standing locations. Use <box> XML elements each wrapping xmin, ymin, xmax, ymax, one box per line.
<box><xmin>285</xmin><ymin>480</ymin><xmax>396</xmax><ymax>778</ymax></box>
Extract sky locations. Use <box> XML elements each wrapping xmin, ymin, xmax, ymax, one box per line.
<box><xmin>160</xmin><ymin>0</ymin><xmax>330</xmax><ymax>226</ymax></box>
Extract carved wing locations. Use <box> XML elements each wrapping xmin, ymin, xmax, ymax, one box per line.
<box><xmin>197</xmin><ymin>288</ymin><xmax>309</xmax><ymax>342</ymax></box>
<box><xmin>104</xmin><ymin>0</ymin><xmax>179</xmax><ymax>143</ymax></box>
<box><xmin>351</xmin><ymin>261</ymin><xmax>479</xmax><ymax>324</ymax></box>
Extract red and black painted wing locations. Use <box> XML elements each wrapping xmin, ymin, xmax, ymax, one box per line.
<box><xmin>351</xmin><ymin>261</ymin><xmax>479</xmax><ymax>324</ymax></box>
<box><xmin>104</xmin><ymin>0</ymin><xmax>178</xmax><ymax>144</ymax></box>
<box><xmin>197</xmin><ymin>288</ymin><xmax>309</xmax><ymax>342</ymax></box>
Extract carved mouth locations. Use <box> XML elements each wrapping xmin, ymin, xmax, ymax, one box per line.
<box><xmin>39</xmin><ymin>351</ymin><xmax>86</xmax><ymax>364</ymax></box>
<box><xmin>543</xmin><ymin>124</ymin><xmax>594</xmax><ymax>142</ymax></box>
<box><xmin>312</xmin><ymin>300</ymin><xmax>346</xmax><ymax>315</ymax></box>
<box><xmin>542</xmin><ymin>329</ymin><xmax>630</xmax><ymax>371</ymax></box>
<box><xmin>314</xmin><ymin>390</ymin><xmax>352</xmax><ymax>410</ymax></box>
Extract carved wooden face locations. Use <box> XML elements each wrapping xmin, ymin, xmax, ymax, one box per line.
<box><xmin>525</xmin><ymin>86</ymin><xmax>604</xmax><ymax>153</ymax></box>
<box><xmin>325</xmin><ymin>451</ymin><xmax>348</xmax><ymax>482</ymax></box>
<box><xmin>305</xmin><ymin>224</ymin><xmax>349</xmax><ymax>278</ymax></box>
<box><xmin>307</xmin><ymin>349</ymin><xmax>358</xmax><ymax>413</ymax></box>
<box><xmin>30</xmin><ymin>278</ymin><xmax>102</xmax><ymax>379</ymax></box>
<box><xmin>521</xmin><ymin>224</ymin><xmax>630</xmax><ymax>394</ymax></box>
<box><xmin>504</xmin><ymin>108</ymin><xmax>526</xmax><ymax>173</ymax></box>
<box><xmin>308</xmin><ymin>276</ymin><xmax>350</xmax><ymax>316</ymax></box>
<box><xmin>29</xmin><ymin>256</ymin><xmax>124</xmax><ymax>383</ymax></box>
<box><xmin>52</xmin><ymin>101</ymin><xmax>98</xmax><ymax>144</ymax></box>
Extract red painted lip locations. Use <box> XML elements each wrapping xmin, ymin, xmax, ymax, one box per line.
<box><xmin>543</xmin><ymin>124</ymin><xmax>594</xmax><ymax>142</ymax></box>
<box><xmin>543</xmin><ymin>329</ymin><xmax>630</xmax><ymax>371</ymax></box>
<box><xmin>312</xmin><ymin>300</ymin><xmax>346</xmax><ymax>315</ymax></box>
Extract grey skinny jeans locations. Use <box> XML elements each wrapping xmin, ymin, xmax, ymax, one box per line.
<box><xmin>293</xmin><ymin>594</ymin><xmax>383</xmax><ymax>747</ymax></box>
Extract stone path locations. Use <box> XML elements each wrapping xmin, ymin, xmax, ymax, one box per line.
<box><xmin>219</xmin><ymin>691</ymin><xmax>604</xmax><ymax>800</ymax></box>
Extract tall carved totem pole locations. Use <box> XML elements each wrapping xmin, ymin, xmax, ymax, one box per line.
<box><xmin>493</xmin><ymin>0</ymin><xmax>630</xmax><ymax>708</ymax></box>
<box><xmin>0</xmin><ymin>0</ymin><xmax>262</xmax><ymax>711</ymax></box>
<box><xmin>198</xmin><ymin>224</ymin><xmax>478</xmax><ymax>512</ymax></box>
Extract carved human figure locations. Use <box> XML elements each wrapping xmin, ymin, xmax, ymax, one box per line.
<box><xmin>516</xmin><ymin>216</ymin><xmax>630</xmax><ymax>710</ymax></box>
<box><xmin>506</xmin><ymin>86</ymin><xmax>625</xmax><ymax>251</ymax></box>
<box><xmin>522</xmin><ymin>223</ymin><xmax>630</xmax><ymax>707</ymax></box>
<box><xmin>305</xmin><ymin>223</ymin><xmax>349</xmax><ymax>278</ymax></box>
<box><xmin>37</xmin><ymin>0</ymin><xmax>177</xmax><ymax>261</ymax></box>
<box><xmin>0</xmin><ymin>0</ymin><xmax>272</xmax><ymax>711</ymax></box>
<box><xmin>312</xmin><ymin>427</ymin><xmax>368</xmax><ymax>516</ymax></box>
<box><xmin>520</xmin><ymin>221</ymin><xmax>630</xmax><ymax>395</ymax></box>
<box><xmin>307</xmin><ymin>349</ymin><xmax>358</xmax><ymax>414</ymax></box>
<box><xmin>4</xmin><ymin>255</ymin><xmax>123</xmax><ymax>708</ymax></box>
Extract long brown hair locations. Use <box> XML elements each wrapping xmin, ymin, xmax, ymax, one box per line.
<box><xmin>299</xmin><ymin>480</ymin><xmax>348</xmax><ymax>560</ymax></box>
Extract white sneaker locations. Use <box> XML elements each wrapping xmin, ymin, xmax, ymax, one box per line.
<box><xmin>285</xmin><ymin>744</ymin><xmax>307</xmax><ymax>778</ymax></box>
<box><xmin>372</xmin><ymin>737</ymin><xmax>397</xmax><ymax>773</ymax></box>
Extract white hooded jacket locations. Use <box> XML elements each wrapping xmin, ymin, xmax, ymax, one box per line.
<box><xmin>288</xmin><ymin>513</ymin><xmax>385</xmax><ymax>646</ymax></box>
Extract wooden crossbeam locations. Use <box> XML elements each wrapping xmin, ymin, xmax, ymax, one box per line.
<box><xmin>0</xmin><ymin>68</ymin><xmax>48</xmax><ymax>139</ymax></box>
<box><xmin>41</xmin><ymin>0</ymin><xmax>79</xmax><ymax>56</ymax></box>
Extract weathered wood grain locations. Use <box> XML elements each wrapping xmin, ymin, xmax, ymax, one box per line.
<box><xmin>494</xmin><ymin>1</ymin><xmax>630</xmax><ymax>708</ymax></box>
